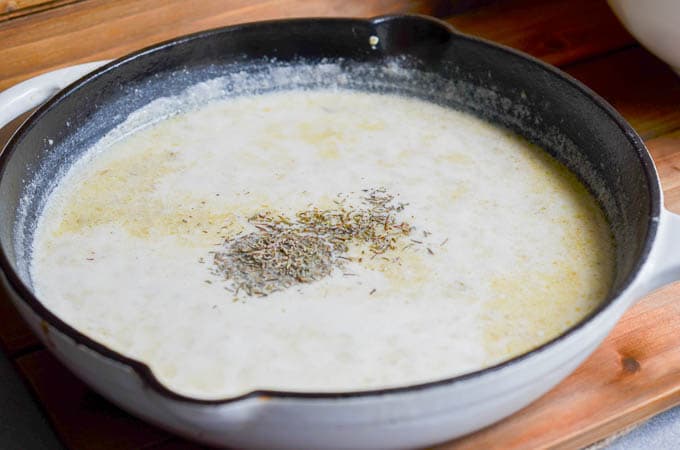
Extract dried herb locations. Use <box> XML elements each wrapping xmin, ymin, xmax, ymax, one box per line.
<box><xmin>212</xmin><ymin>188</ymin><xmax>412</xmax><ymax>297</ymax></box>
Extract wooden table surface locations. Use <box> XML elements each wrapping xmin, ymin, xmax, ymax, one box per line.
<box><xmin>1</xmin><ymin>1</ymin><xmax>680</xmax><ymax>449</ymax></box>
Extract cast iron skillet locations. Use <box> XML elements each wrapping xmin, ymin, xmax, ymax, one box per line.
<box><xmin>0</xmin><ymin>14</ymin><xmax>669</xmax><ymax>449</ymax></box>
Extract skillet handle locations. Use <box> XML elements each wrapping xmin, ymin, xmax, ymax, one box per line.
<box><xmin>0</xmin><ymin>60</ymin><xmax>110</xmax><ymax>129</ymax></box>
<box><xmin>633</xmin><ymin>208</ymin><xmax>680</xmax><ymax>297</ymax></box>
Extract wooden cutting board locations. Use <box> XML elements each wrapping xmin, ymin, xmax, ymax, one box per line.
<box><xmin>1</xmin><ymin>1</ymin><xmax>680</xmax><ymax>449</ymax></box>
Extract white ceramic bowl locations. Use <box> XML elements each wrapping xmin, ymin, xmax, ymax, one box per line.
<box><xmin>608</xmin><ymin>0</ymin><xmax>680</xmax><ymax>74</ymax></box>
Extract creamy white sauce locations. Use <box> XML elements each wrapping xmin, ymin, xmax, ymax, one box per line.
<box><xmin>31</xmin><ymin>89</ymin><xmax>614</xmax><ymax>399</ymax></box>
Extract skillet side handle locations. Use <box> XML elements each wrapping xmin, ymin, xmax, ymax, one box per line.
<box><xmin>0</xmin><ymin>61</ymin><xmax>110</xmax><ymax>130</ymax></box>
<box><xmin>633</xmin><ymin>209</ymin><xmax>680</xmax><ymax>297</ymax></box>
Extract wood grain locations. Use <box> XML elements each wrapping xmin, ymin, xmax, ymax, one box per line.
<box><xmin>447</xmin><ymin>0</ymin><xmax>634</xmax><ymax>67</ymax></box>
<box><xmin>0</xmin><ymin>0</ymin><xmax>81</xmax><ymax>21</ymax></box>
<box><xmin>649</xmin><ymin>130</ymin><xmax>680</xmax><ymax>212</ymax></box>
<box><xmin>0</xmin><ymin>0</ymin><xmax>49</xmax><ymax>11</ymax></box>
<box><xmin>565</xmin><ymin>47</ymin><xmax>680</xmax><ymax>140</ymax></box>
<box><xmin>443</xmin><ymin>285</ymin><xmax>680</xmax><ymax>449</ymax></box>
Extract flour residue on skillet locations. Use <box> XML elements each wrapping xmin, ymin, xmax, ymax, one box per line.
<box><xmin>29</xmin><ymin>83</ymin><xmax>614</xmax><ymax>399</ymax></box>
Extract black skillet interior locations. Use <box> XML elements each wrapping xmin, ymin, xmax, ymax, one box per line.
<box><xmin>0</xmin><ymin>15</ymin><xmax>658</xmax><ymax>327</ymax></box>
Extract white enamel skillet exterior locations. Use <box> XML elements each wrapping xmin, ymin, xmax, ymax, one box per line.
<box><xmin>1</xmin><ymin>53</ymin><xmax>680</xmax><ymax>450</ymax></box>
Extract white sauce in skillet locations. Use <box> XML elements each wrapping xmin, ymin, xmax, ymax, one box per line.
<box><xmin>31</xmin><ymin>89</ymin><xmax>614</xmax><ymax>399</ymax></box>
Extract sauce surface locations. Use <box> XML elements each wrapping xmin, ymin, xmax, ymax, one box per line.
<box><xmin>31</xmin><ymin>89</ymin><xmax>614</xmax><ymax>399</ymax></box>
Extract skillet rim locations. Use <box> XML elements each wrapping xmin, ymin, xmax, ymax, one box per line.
<box><xmin>0</xmin><ymin>14</ymin><xmax>661</xmax><ymax>405</ymax></box>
